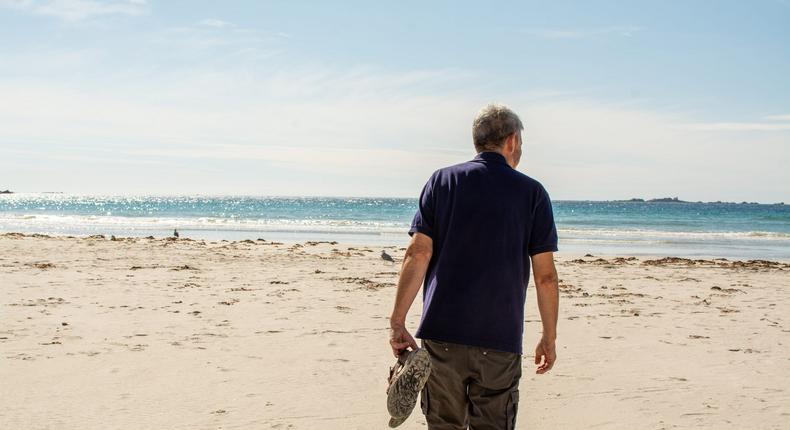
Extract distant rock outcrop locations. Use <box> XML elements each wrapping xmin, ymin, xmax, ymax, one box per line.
<box><xmin>614</xmin><ymin>197</ymin><xmax>780</xmax><ymax>205</ymax></box>
<box><xmin>0</xmin><ymin>189</ymin><xmax>13</xmax><ymax>194</ymax></box>
<box><xmin>647</xmin><ymin>197</ymin><xmax>687</xmax><ymax>203</ymax></box>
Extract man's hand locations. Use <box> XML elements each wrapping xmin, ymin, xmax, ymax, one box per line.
<box><xmin>389</xmin><ymin>322</ymin><xmax>418</xmax><ymax>357</ymax></box>
<box><xmin>534</xmin><ymin>337</ymin><xmax>556</xmax><ymax>374</ymax></box>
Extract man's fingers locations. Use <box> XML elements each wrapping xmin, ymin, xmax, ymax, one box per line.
<box><xmin>390</xmin><ymin>340</ymin><xmax>409</xmax><ymax>349</ymax></box>
<box><xmin>536</xmin><ymin>357</ymin><xmax>555</xmax><ymax>374</ymax></box>
<box><xmin>390</xmin><ymin>343</ymin><xmax>408</xmax><ymax>357</ymax></box>
<box><xmin>388</xmin><ymin>327</ymin><xmax>416</xmax><ymax>357</ymax></box>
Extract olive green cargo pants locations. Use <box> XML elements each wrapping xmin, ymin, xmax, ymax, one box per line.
<box><xmin>420</xmin><ymin>339</ymin><xmax>522</xmax><ymax>430</ymax></box>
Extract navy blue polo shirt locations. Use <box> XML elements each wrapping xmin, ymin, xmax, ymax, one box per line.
<box><xmin>409</xmin><ymin>151</ymin><xmax>558</xmax><ymax>354</ymax></box>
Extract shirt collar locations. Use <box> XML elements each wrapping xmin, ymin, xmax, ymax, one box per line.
<box><xmin>473</xmin><ymin>151</ymin><xmax>508</xmax><ymax>165</ymax></box>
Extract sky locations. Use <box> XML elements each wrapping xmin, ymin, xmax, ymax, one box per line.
<box><xmin>1</xmin><ymin>0</ymin><xmax>788</xmax><ymax>202</ymax></box>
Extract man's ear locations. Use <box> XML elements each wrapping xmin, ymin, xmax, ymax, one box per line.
<box><xmin>504</xmin><ymin>133</ymin><xmax>517</xmax><ymax>154</ymax></box>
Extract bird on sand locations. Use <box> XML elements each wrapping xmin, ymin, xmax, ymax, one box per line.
<box><xmin>173</xmin><ymin>229</ymin><xmax>179</xmax><ymax>238</ymax></box>
<box><xmin>381</xmin><ymin>250</ymin><xmax>394</xmax><ymax>263</ymax></box>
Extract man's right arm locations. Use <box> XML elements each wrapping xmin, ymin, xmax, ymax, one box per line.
<box><xmin>531</xmin><ymin>251</ymin><xmax>559</xmax><ymax>374</ymax></box>
<box><xmin>389</xmin><ymin>232</ymin><xmax>433</xmax><ymax>356</ymax></box>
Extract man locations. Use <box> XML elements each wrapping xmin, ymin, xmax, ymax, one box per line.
<box><xmin>389</xmin><ymin>103</ymin><xmax>560</xmax><ymax>429</ymax></box>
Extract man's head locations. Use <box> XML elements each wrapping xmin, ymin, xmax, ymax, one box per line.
<box><xmin>472</xmin><ymin>103</ymin><xmax>524</xmax><ymax>168</ymax></box>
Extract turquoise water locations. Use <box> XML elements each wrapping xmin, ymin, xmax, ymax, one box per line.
<box><xmin>1</xmin><ymin>194</ymin><xmax>789</xmax><ymax>260</ymax></box>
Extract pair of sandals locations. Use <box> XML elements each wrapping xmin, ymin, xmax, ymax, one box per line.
<box><xmin>386</xmin><ymin>347</ymin><xmax>432</xmax><ymax>427</ymax></box>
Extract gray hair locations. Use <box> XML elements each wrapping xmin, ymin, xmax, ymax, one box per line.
<box><xmin>472</xmin><ymin>103</ymin><xmax>523</xmax><ymax>151</ymax></box>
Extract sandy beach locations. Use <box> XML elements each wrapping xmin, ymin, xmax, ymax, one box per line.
<box><xmin>1</xmin><ymin>233</ymin><xmax>788</xmax><ymax>429</ymax></box>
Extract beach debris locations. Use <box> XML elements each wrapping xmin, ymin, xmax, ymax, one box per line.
<box><xmin>9</xmin><ymin>297</ymin><xmax>67</xmax><ymax>307</ymax></box>
<box><xmin>688</xmin><ymin>334</ymin><xmax>710</xmax><ymax>339</ymax></box>
<box><xmin>26</xmin><ymin>262</ymin><xmax>55</xmax><ymax>269</ymax></box>
<box><xmin>267</xmin><ymin>288</ymin><xmax>300</xmax><ymax>298</ymax></box>
<box><xmin>331</xmin><ymin>276</ymin><xmax>395</xmax><ymax>291</ymax></box>
<box><xmin>218</xmin><ymin>298</ymin><xmax>239</xmax><ymax>306</ymax></box>
<box><xmin>643</xmin><ymin>257</ymin><xmax>789</xmax><ymax>269</ymax></box>
<box><xmin>305</xmin><ymin>240</ymin><xmax>339</xmax><ymax>246</ymax></box>
<box><xmin>568</xmin><ymin>257</ymin><xmax>636</xmax><ymax>265</ymax></box>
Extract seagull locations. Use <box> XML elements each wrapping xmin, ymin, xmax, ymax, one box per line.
<box><xmin>381</xmin><ymin>250</ymin><xmax>394</xmax><ymax>263</ymax></box>
<box><xmin>173</xmin><ymin>229</ymin><xmax>179</xmax><ymax>238</ymax></box>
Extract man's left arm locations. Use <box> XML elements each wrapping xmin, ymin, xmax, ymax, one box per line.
<box><xmin>389</xmin><ymin>232</ymin><xmax>433</xmax><ymax>357</ymax></box>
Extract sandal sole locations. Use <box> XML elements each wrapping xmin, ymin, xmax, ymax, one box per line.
<box><xmin>387</xmin><ymin>348</ymin><xmax>432</xmax><ymax>427</ymax></box>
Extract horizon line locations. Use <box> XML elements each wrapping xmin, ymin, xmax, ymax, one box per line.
<box><xmin>0</xmin><ymin>192</ymin><xmax>786</xmax><ymax>205</ymax></box>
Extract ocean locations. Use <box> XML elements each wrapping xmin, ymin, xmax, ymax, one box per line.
<box><xmin>1</xmin><ymin>194</ymin><xmax>789</xmax><ymax>260</ymax></box>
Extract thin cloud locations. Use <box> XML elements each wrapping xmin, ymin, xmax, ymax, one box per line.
<box><xmin>197</xmin><ymin>18</ymin><xmax>232</xmax><ymax>28</ymax></box>
<box><xmin>679</xmin><ymin>122</ymin><xmax>790</xmax><ymax>131</ymax></box>
<box><xmin>151</xmin><ymin>20</ymin><xmax>288</xmax><ymax>60</ymax></box>
<box><xmin>523</xmin><ymin>25</ymin><xmax>642</xmax><ymax>39</ymax></box>
<box><xmin>765</xmin><ymin>114</ymin><xmax>790</xmax><ymax>121</ymax></box>
<box><xmin>1</xmin><ymin>47</ymin><xmax>787</xmax><ymax>199</ymax></box>
<box><xmin>0</xmin><ymin>0</ymin><xmax>147</xmax><ymax>21</ymax></box>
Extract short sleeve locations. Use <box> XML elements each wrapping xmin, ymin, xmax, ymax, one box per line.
<box><xmin>408</xmin><ymin>175</ymin><xmax>436</xmax><ymax>238</ymax></box>
<box><xmin>528</xmin><ymin>186</ymin><xmax>559</xmax><ymax>255</ymax></box>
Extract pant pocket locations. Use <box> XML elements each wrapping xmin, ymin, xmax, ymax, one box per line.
<box><xmin>425</xmin><ymin>339</ymin><xmax>450</xmax><ymax>351</ymax></box>
<box><xmin>506</xmin><ymin>390</ymin><xmax>519</xmax><ymax>430</ymax></box>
